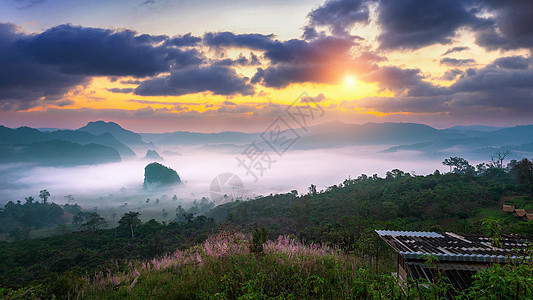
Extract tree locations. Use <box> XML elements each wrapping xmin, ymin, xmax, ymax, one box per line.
<box><xmin>308</xmin><ymin>184</ymin><xmax>317</xmax><ymax>196</ymax></box>
<box><xmin>442</xmin><ymin>157</ymin><xmax>455</xmax><ymax>173</ymax></box>
<box><xmin>442</xmin><ymin>157</ymin><xmax>473</xmax><ymax>174</ymax></box>
<box><xmin>73</xmin><ymin>211</ymin><xmax>91</xmax><ymax>225</ymax></box>
<box><xmin>81</xmin><ymin>212</ymin><xmax>107</xmax><ymax>231</ymax></box>
<box><xmin>118</xmin><ymin>211</ymin><xmax>142</xmax><ymax>239</ymax></box>
<box><xmin>386</xmin><ymin>169</ymin><xmax>406</xmax><ymax>179</ymax></box>
<box><xmin>39</xmin><ymin>190</ymin><xmax>50</xmax><ymax>203</ymax></box>
<box><xmin>8</xmin><ymin>228</ymin><xmax>31</xmax><ymax>241</ymax></box>
<box><xmin>24</xmin><ymin>196</ymin><xmax>34</xmax><ymax>204</ymax></box>
<box><xmin>482</xmin><ymin>218</ymin><xmax>502</xmax><ymax>258</ymax></box>
<box><xmin>64</xmin><ymin>194</ymin><xmax>74</xmax><ymax>204</ymax></box>
<box><xmin>250</xmin><ymin>226</ymin><xmax>268</xmax><ymax>255</ymax></box>
<box><xmin>511</xmin><ymin>158</ymin><xmax>533</xmax><ymax>198</ymax></box>
<box><xmin>490</xmin><ymin>150</ymin><xmax>511</xmax><ymax>169</ymax></box>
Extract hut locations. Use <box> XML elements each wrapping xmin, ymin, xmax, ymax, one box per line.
<box><xmin>376</xmin><ymin>230</ymin><xmax>533</xmax><ymax>297</ymax></box>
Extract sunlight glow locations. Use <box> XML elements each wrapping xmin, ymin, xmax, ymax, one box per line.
<box><xmin>345</xmin><ymin>76</ymin><xmax>355</xmax><ymax>86</ymax></box>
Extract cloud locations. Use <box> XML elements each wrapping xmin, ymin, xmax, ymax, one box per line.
<box><xmin>356</xmin><ymin>55</ymin><xmax>533</xmax><ymax>119</ymax></box>
<box><xmin>203</xmin><ymin>31</ymin><xmax>378</xmax><ymax>88</ymax></box>
<box><xmin>357</xmin><ymin>95</ymin><xmax>452</xmax><ymax>114</ymax></box>
<box><xmin>52</xmin><ymin>99</ymin><xmax>75</xmax><ymax>107</ymax></box>
<box><xmin>13</xmin><ymin>0</ymin><xmax>44</xmax><ymax>9</ymax></box>
<box><xmin>474</xmin><ymin>1</ymin><xmax>533</xmax><ymax>50</ymax></box>
<box><xmin>134</xmin><ymin>65</ymin><xmax>255</xmax><ymax>96</ymax></box>
<box><xmin>451</xmin><ymin>63</ymin><xmax>533</xmax><ymax>93</ymax></box>
<box><xmin>18</xmin><ymin>24</ymin><xmax>203</xmax><ymax>77</ymax></box>
<box><xmin>443</xmin><ymin>69</ymin><xmax>463</xmax><ymax>80</ymax></box>
<box><xmin>490</xmin><ymin>56</ymin><xmax>530</xmax><ymax>70</ymax></box>
<box><xmin>121</xmin><ymin>79</ymin><xmax>143</xmax><ymax>85</ymax></box>
<box><xmin>128</xmin><ymin>99</ymin><xmax>198</xmax><ymax>105</ymax></box>
<box><xmin>361</xmin><ymin>66</ymin><xmax>446</xmax><ymax>97</ymax></box>
<box><xmin>251</xmin><ymin>36</ymin><xmax>377</xmax><ymax>87</ymax></box>
<box><xmin>0</xmin><ymin>23</ymin><xmax>206</xmax><ymax>110</ymax></box>
<box><xmin>305</xmin><ymin>0</ymin><xmax>370</xmax><ymax>37</ymax></box>
<box><xmin>164</xmin><ymin>33</ymin><xmax>201</xmax><ymax>47</ymax></box>
<box><xmin>377</xmin><ymin>0</ymin><xmax>482</xmax><ymax>50</ymax></box>
<box><xmin>0</xmin><ymin>23</ymin><xmax>88</xmax><ymax>110</ymax></box>
<box><xmin>107</xmin><ymin>88</ymin><xmax>134</xmax><ymax>94</ymax></box>
<box><xmin>441</xmin><ymin>46</ymin><xmax>469</xmax><ymax>56</ymax></box>
<box><xmin>204</xmin><ymin>32</ymin><xmax>275</xmax><ymax>50</ymax></box>
<box><xmin>212</xmin><ymin>53</ymin><xmax>261</xmax><ymax>66</ymax></box>
<box><xmin>440</xmin><ymin>58</ymin><xmax>476</xmax><ymax>66</ymax></box>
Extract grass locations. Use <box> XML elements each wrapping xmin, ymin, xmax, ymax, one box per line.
<box><xmin>472</xmin><ymin>207</ymin><xmax>505</xmax><ymax>221</ymax></box>
<box><xmin>2</xmin><ymin>226</ymin><xmax>533</xmax><ymax>299</ymax></box>
<box><xmin>4</xmin><ymin>227</ymin><xmax>409</xmax><ymax>299</ymax></box>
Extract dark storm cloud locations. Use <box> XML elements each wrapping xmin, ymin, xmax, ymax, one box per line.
<box><xmin>134</xmin><ymin>66</ymin><xmax>255</xmax><ymax>97</ymax></box>
<box><xmin>377</xmin><ymin>0</ymin><xmax>483</xmax><ymax>50</ymax></box>
<box><xmin>19</xmin><ymin>24</ymin><xmax>203</xmax><ymax>77</ymax></box>
<box><xmin>306</xmin><ymin>0</ymin><xmax>370</xmax><ymax>37</ymax></box>
<box><xmin>0</xmin><ymin>23</ymin><xmax>88</xmax><ymax>110</ymax></box>
<box><xmin>440</xmin><ymin>58</ymin><xmax>476</xmax><ymax>66</ymax></box>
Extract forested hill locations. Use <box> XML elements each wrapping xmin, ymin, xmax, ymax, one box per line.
<box><xmin>0</xmin><ymin>125</ymin><xmax>134</xmax><ymax>164</ymax></box>
<box><xmin>1</xmin><ymin>159</ymin><xmax>532</xmax><ymax>296</ymax></box>
<box><xmin>208</xmin><ymin>166</ymin><xmax>532</xmax><ymax>242</ymax></box>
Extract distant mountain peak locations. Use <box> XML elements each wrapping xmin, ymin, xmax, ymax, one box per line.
<box><xmin>78</xmin><ymin>120</ymin><xmax>147</xmax><ymax>146</ymax></box>
<box><xmin>83</xmin><ymin>120</ymin><xmax>123</xmax><ymax>130</ymax></box>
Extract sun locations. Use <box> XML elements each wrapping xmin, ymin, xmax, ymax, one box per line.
<box><xmin>345</xmin><ymin>76</ymin><xmax>355</xmax><ymax>86</ymax></box>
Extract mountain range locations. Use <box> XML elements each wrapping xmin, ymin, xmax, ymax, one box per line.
<box><xmin>1</xmin><ymin>120</ymin><xmax>532</xmax><ymax>165</ymax></box>
<box><xmin>0</xmin><ymin>125</ymin><xmax>134</xmax><ymax>165</ymax></box>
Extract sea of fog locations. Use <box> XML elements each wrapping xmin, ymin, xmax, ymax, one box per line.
<box><xmin>0</xmin><ymin>146</ymin><xmax>472</xmax><ymax>211</ymax></box>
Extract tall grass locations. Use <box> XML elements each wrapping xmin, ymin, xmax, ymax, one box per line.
<box><xmin>4</xmin><ymin>227</ymin><xmax>531</xmax><ymax>299</ymax></box>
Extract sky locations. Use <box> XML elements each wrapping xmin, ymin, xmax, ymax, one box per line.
<box><xmin>1</xmin><ymin>0</ymin><xmax>532</xmax><ymax>132</ymax></box>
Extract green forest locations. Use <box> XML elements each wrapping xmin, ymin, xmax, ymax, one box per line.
<box><xmin>1</xmin><ymin>157</ymin><xmax>532</xmax><ymax>299</ymax></box>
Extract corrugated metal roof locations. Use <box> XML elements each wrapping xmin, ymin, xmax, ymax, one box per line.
<box><xmin>375</xmin><ymin>229</ymin><xmax>533</xmax><ymax>263</ymax></box>
<box><xmin>375</xmin><ymin>230</ymin><xmax>443</xmax><ymax>238</ymax></box>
